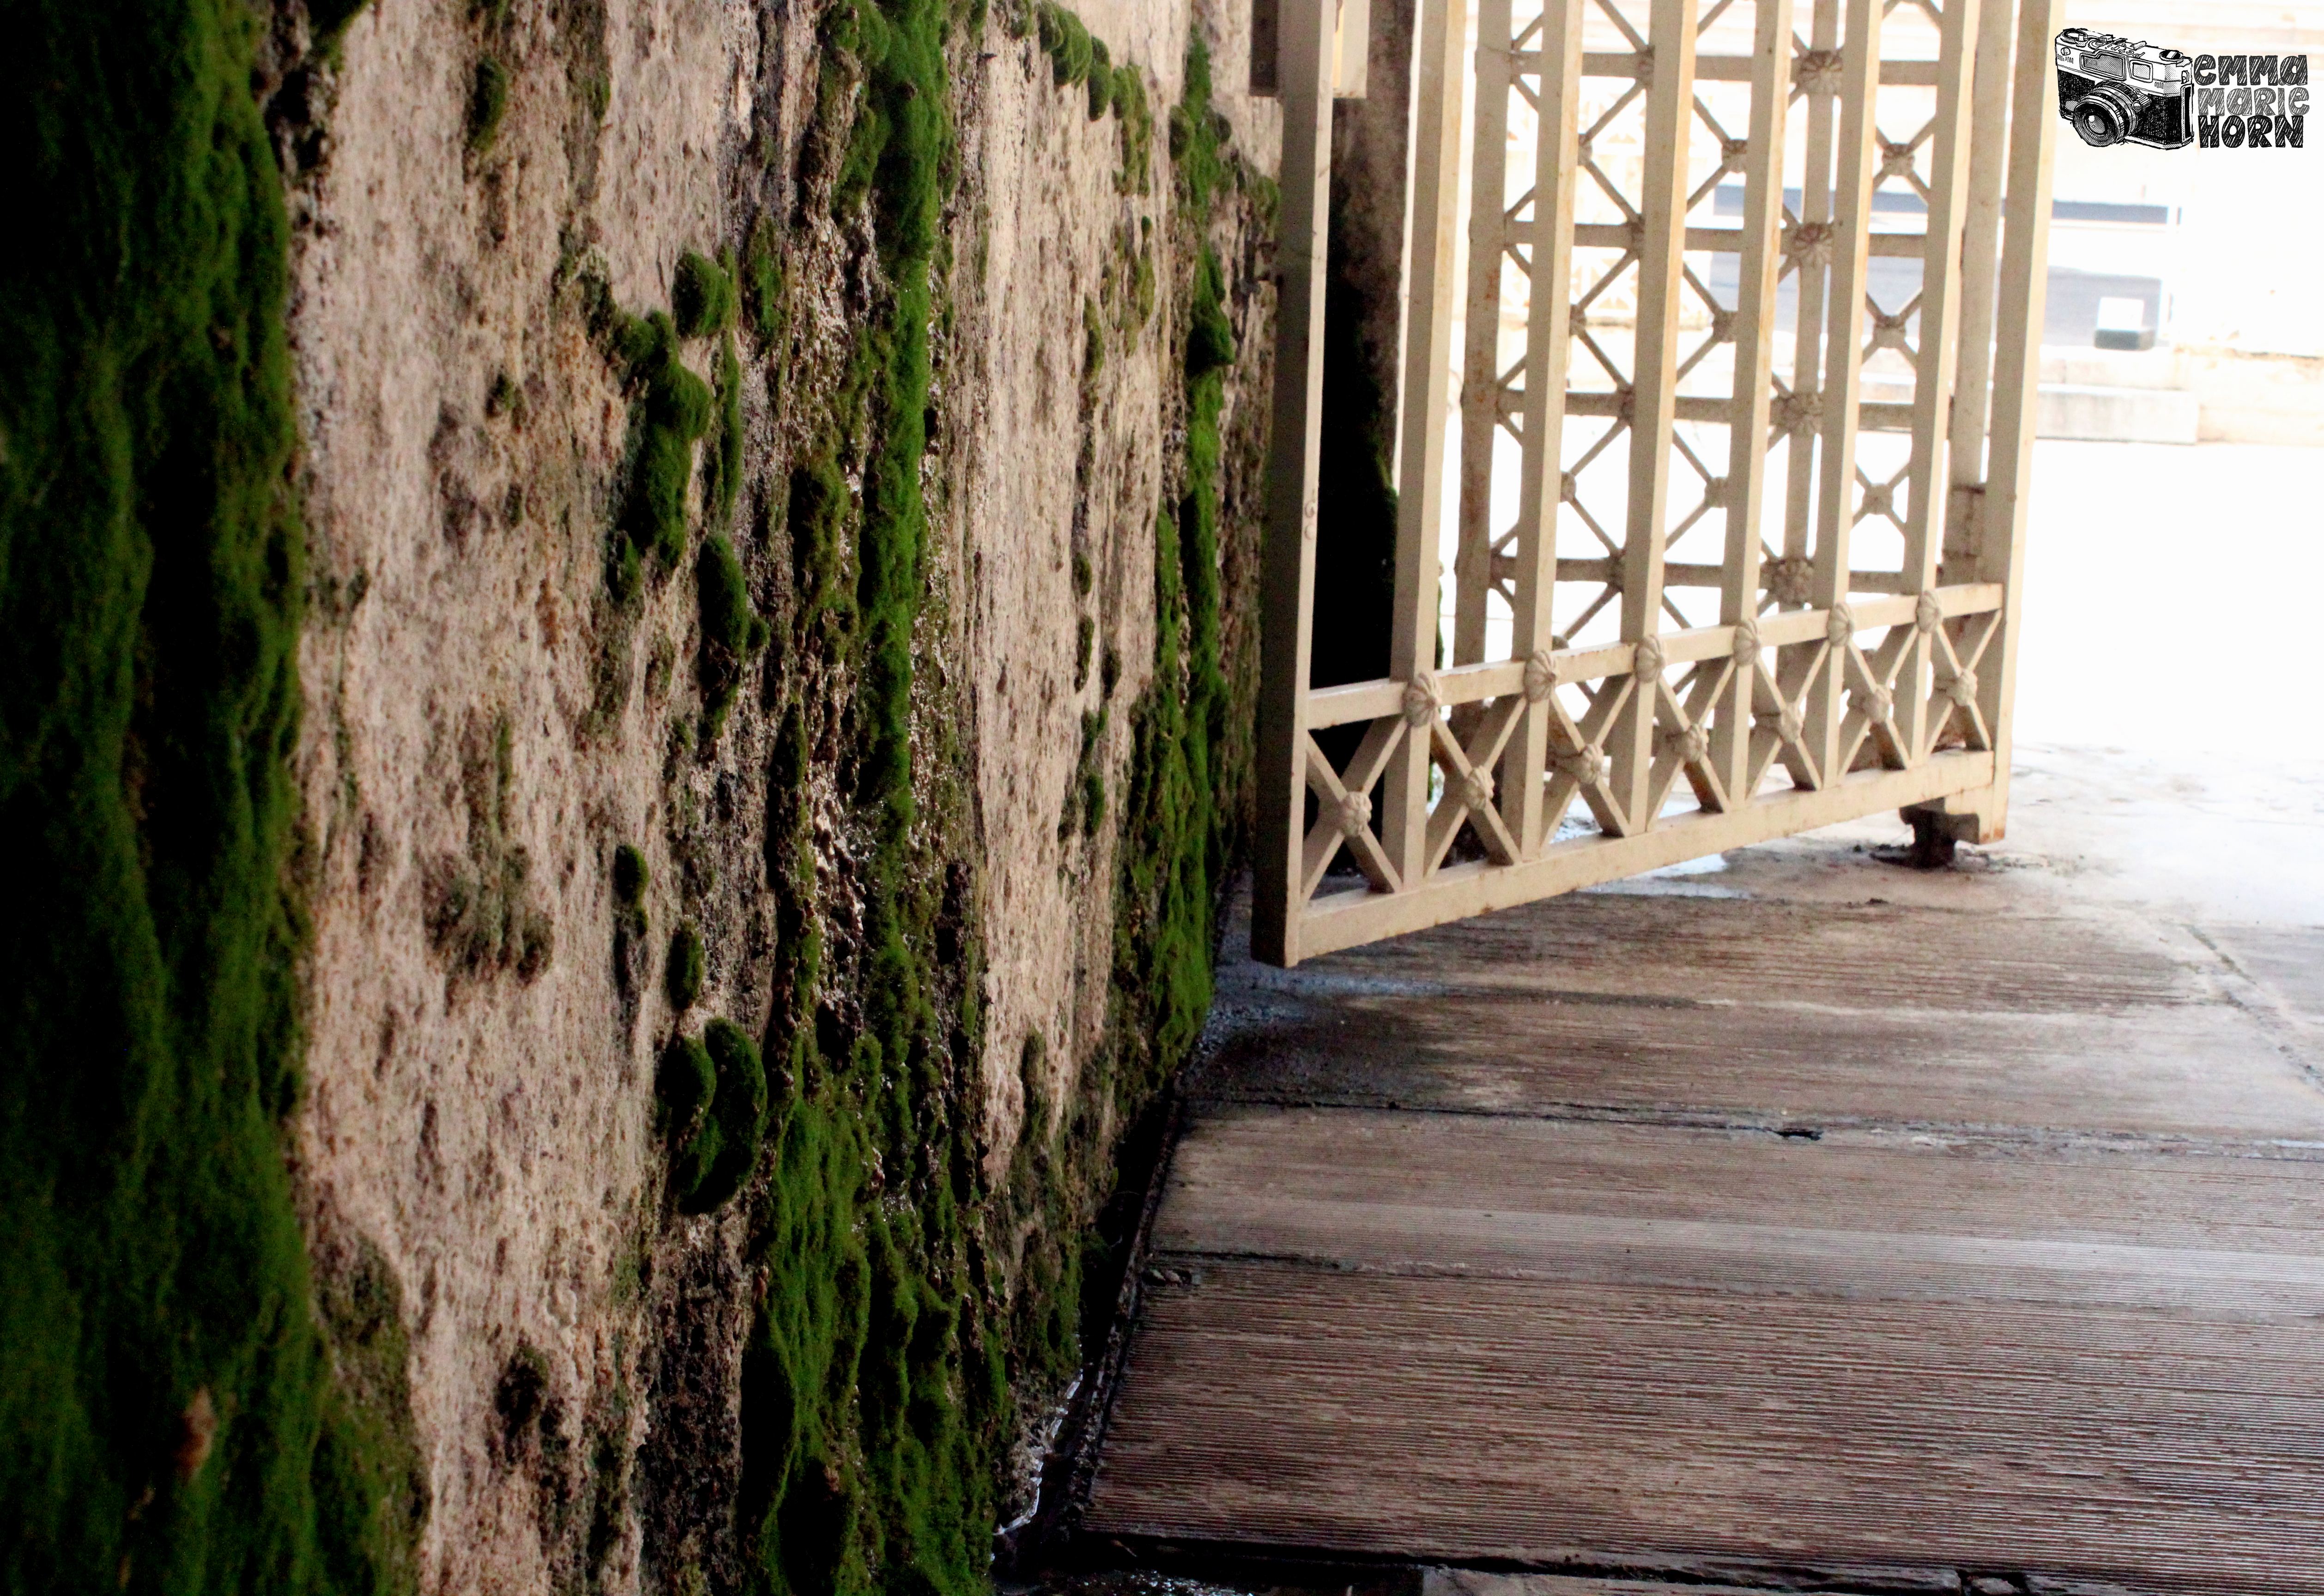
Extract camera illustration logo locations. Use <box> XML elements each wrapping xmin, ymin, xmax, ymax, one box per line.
<box><xmin>2057</xmin><ymin>28</ymin><xmax>2311</xmax><ymax>150</ymax></box>
<box><xmin>2056</xmin><ymin>28</ymin><xmax>2194</xmax><ymax>147</ymax></box>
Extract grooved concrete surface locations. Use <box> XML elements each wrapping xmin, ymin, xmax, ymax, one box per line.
<box><xmin>1083</xmin><ymin>796</ymin><xmax>2324</xmax><ymax>1592</ymax></box>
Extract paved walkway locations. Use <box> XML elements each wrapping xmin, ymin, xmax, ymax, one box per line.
<box><xmin>1081</xmin><ymin>782</ymin><xmax>2324</xmax><ymax>1591</ymax></box>
<box><xmin>1073</xmin><ymin>440</ymin><xmax>2324</xmax><ymax>1592</ymax></box>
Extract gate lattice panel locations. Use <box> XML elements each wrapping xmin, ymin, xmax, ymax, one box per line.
<box><xmin>1255</xmin><ymin>0</ymin><xmax>2062</xmax><ymax>964</ymax></box>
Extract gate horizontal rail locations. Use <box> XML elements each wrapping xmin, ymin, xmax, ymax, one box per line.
<box><xmin>1254</xmin><ymin>0</ymin><xmax>2063</xmax><ymax>965</ymax></box>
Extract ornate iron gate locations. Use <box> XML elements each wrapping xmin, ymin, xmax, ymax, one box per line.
<box><xmin>1255</xmin><ymin>0</ymin><xmax>2064</xmax><ymax>964</ymax></box>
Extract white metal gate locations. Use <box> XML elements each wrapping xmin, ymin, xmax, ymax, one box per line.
<box><xmin>1255</xmin><ymin>0</ymin><xmax>2063</xmax><ymax>965</ymax></box>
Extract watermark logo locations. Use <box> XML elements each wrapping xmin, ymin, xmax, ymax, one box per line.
<box><xmin>2056</xmin><ymin>27</ymin><xmax>2309</xmax><ymax>150</ymax></box>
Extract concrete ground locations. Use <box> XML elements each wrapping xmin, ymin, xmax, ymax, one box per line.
<box><xmin>1054</xmin><ymin>441</ymin><xmax>2324</xmax><ymax>1595</ymax></box>
<box><xmin>2004</xmin><ymin>440</ymin><xmax>2324</xmax><ymax>925</ymax></box>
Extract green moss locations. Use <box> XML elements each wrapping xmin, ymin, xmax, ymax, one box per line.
<box><xmin>673</xmin><ymin>249</ymin><xmax>737</xmax><ymax>339</ymax></box>
<box><xmin>656</xmin><ymin>1034</ymin><xmax>715</xmax><ymax>1139</ymax></box>
<box><xmin>468</xmin><ymin>54</ymin><xmax>510</xmax><ymax>154</ymax></box>
<box><xmin>697</xmin><ymin>532</ymin><xmax>768</xmax><ymax>664</ymax></box>
<box><xmin>429</xmin><ymin>849</ymin><xmax>554</xmax><ymax>981</ymax></box>
<box><xmin>699</xmin><ymin>1020</ymin><xmax>771</xmax><ymax>1212</ymax></box>
<box><xmin>1082</xmin><ymin>293</ymin><xmax>1105</xmax><ymax>377</ymax></box>
<box><xmin>722</xmin><ymin>17</ymin><xmax>1259</xmax><ymax>1596</ymax></box>
<box><xmin>1186</xmin><ymin>253</ymin><xmax>1236</xmax><ymax>377</ymax></box>
<box><xmin>1036</xmin><ymin>1</ymin><xmax>1092</xmax><ymax>86</ymax></box>
<box><xmin>737</xmin><ymin>0</ymin><xmax>1026</xmax><ymax>1586</ymax></box>
<box><xmin>1128</xmin><ymin>233</ymin><xmax>1156</xmax><ymax>324</ymax></box>
<box><xmin>740</xmin><ymin>1096</ymin><xmax>875</xmax><ymax>1595</ymax></box>
<box><xmin>704</xmin><ymin>330</ymin><xmax>745</xmax><ymax>531</ymax></box>
<box><xmin>1114</xmin><ymin>65</ymin><xmax>1152</xmax><ymax>192</ymax></box>
<box><xmin>0</xmin><ymin>0</ymin><xmax>412</xmax><ymax>1585</ymax></box>
<box><xmin>787</xmin><ymin>457</ymin><xmax>856</xmax><ymax>660</ymax></box>
<box><xmin>1085</xmin><ymin>35</ymin><xmax>1114</xmax><ymax>116</ymax></box>
<box><xmin>427</xmin><ymin>715</ymin><xmax>553</xmax><ymax>983</ymax></box>
<box><xmin>312</xmin><ymin>1238</ymin><xmax>429</xmax><ymax>1594</ymax></box>
<box><xmin>1107</xmin><ymin>34</ymin><xmax>1240</xmax><ymax>1116</ymax></box>
<box><xmin>666</xmin><ymin>922</ymin><xmax>705</xmax><ymax>1010</ymax></box>
<box><xmin>1058</xmin><ymin>707</ymin><xmax>1111</xmax><ymax>842</ymax></box>
<box><xmin>659</xmin><ymin>1019</ymin><xmax>768</xmax><ymax>1215</ymax></box>
<box><xmin>308</xmin><ymin>0</ymin><xmax>372</xmax><ymax>46</ymax></box>
<box><xmin>583</xmin><ymin>1421</ymin><xmax>629</xmax><ymax>1581</ymax></box>
<box><xmin>613</xmin><ymin>843</ymin><xmax>650</xmax><ymax>912</ymax></box>
<box><xmin>1074</xmin><ymin>615</ymin><xmax>1095</xmax><ymax>689</ymax></box>
<box><xmin>605</xmin><ymin>533</ymin><xmax>645</xmax><ymax>610</ymax></box>
<box><xmin>616</xmin><ymin>311</ymin><xmax>713</xmax><ymax>574</ymax></box>
<box><xmin>696</xmin><ymin>532</ymin><xmax>770</xmax><ymax>738</ymax></box>
<box><xmin>659</xmin><ymin>1034</ymin><xmax>724</xmax><ymax>1205</ymax></box>
<box><xmin>611</xmin><ymin>843</ymin><xmax>650</xmax><ymax>1008</ymax></box>
<box><xmin>745</xmin><ymin>216</ymin><xmax>788</xmax><ymax>350</ymax></box>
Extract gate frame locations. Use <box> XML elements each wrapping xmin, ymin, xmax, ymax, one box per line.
<box><xmin>1253</xmin><ymin>0</ymin><xmax>2065</xmax><ymax>966</ymax></box>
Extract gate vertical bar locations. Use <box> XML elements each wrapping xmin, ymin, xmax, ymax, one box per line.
<box><xmin>1960</xmin><ymin>0</ymin><xmax>2061</xmax><ymax>838</ymax></box>
<box><xmin>1769</xmin><ymin>0</ymin><xmax>1843</xmax><ymax>792</ymax></box>
<box><xmin>1457</xmin><ymin>0</ymin><xmax>1514</xmax><ymax>666</ymax></box>
<box><xmin>1898</xmin><ymin>0</ymin><xmax>1982</xmax><ymax>761</ymax></box>
<box><xmin>1920</xmin><ymin>0</ymin><xmax>2019</xmax><ymax>833</ymax></box>
<box><xmin>1384</xmin><ymin>0</ymin><xmax>1473</xmax><ymax>881</ymax></box>
<box><xmin>1804</xmin><ymin>0</ymin><xmax>1882</xmax><ymax>782</ymax></box>
<box><xmin>1944</xmin><ymin>0</ymin><xmax>2020</xmax><ymax>571</ymax></box>
<box><xmin>1253</xmin><ymin>0</ymin><xmax>1343</xmax><ymax>967</ymax></box>
<box><xmin>1713</xmin><ymin>0</ymin><xmax>1796</xmax><ymax>804</ymax></box>
<box><xmin>1502</xmin><ymin>0</ymin><xmax>1586</xmax><ymax>856</ymax></box>
<box><xmin>1780</xmin><ymin>0</ymin><xmax>1844</xmax><ymax>577</ymax></box>
<box><xmin>1608</xmin><ymin>0</ymin><xmax>1700</xmax><ymax>833</ymax></box>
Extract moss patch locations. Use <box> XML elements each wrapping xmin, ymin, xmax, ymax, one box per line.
<box><xmin>312</xmin><ymin>1235</ymin><xmax>429</xmax><ymax>1595</ymax></box>
<box><xmin>696</xmin><ymin>532</ymin><xmax>771</xmax><ymax>739</ymax></box>
<box><xmin>615</xmin><ymin>310</ymin><xmax>714</xmax><ymax>580</ymax></box>
<box><xmin>614</xmin><ymin>842</ymin><xmax>651</xmax><ymax>911</ymax></box>
<box><xmin>666</xmin><ymin>923</ymin><xmax>706</xmax><ymax>1011</ymax></box>
<box><xmin>706</xmin><ymin>330</ymin><xmax>746</xmax><ymax>532</ymax></box>
<box><xmin>745</xmin><ymin>218</ymin><xmax>787</xmax><ymax>344</ymax></box>
<box><xmin>0</xmin><ymin>0</ymin><xmax>412</xmax><ymax>1587</ymax></box>
<box><xmin>468</xmin><ymin>54</ymin><xmax>510</xmax><ymax>154</ymax></box>
<box><xmin>652</xmin><ymin>13</ymin><xmax>1264</xmax><ymax>1596</ymax></box>
<box><xmin>612</xmin><ymin>841</ymin><xmax>652</xmax><ymax>1007</ymax></box>
<box><xmin>1104</xmin><ymin>32</ymin><xmax>1242</xmax><ymax>1125</ymax></box>
<box><xmin>674</xmin><ymin>249</ymin><xmax>738</xmax><ymax>340</ymax></box>
<box><xmin>1035</xmin><ymin>3</ymin><xmax>1093</xmax><ymax>88</ymax></box>
<box><xmin>731</xmin><ymin>0</ymin><xmax>1020</xmax><ymax>1587</ymax></box>
<box><xmin>658</xmin><ymin>1019</ymin><xmax>769</xmax><ymax>1215</ymax></box>
<box><xmin>425</xmin><ymin>713</ymin><xmax>554</xmax><ymax>984</ymax></box>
